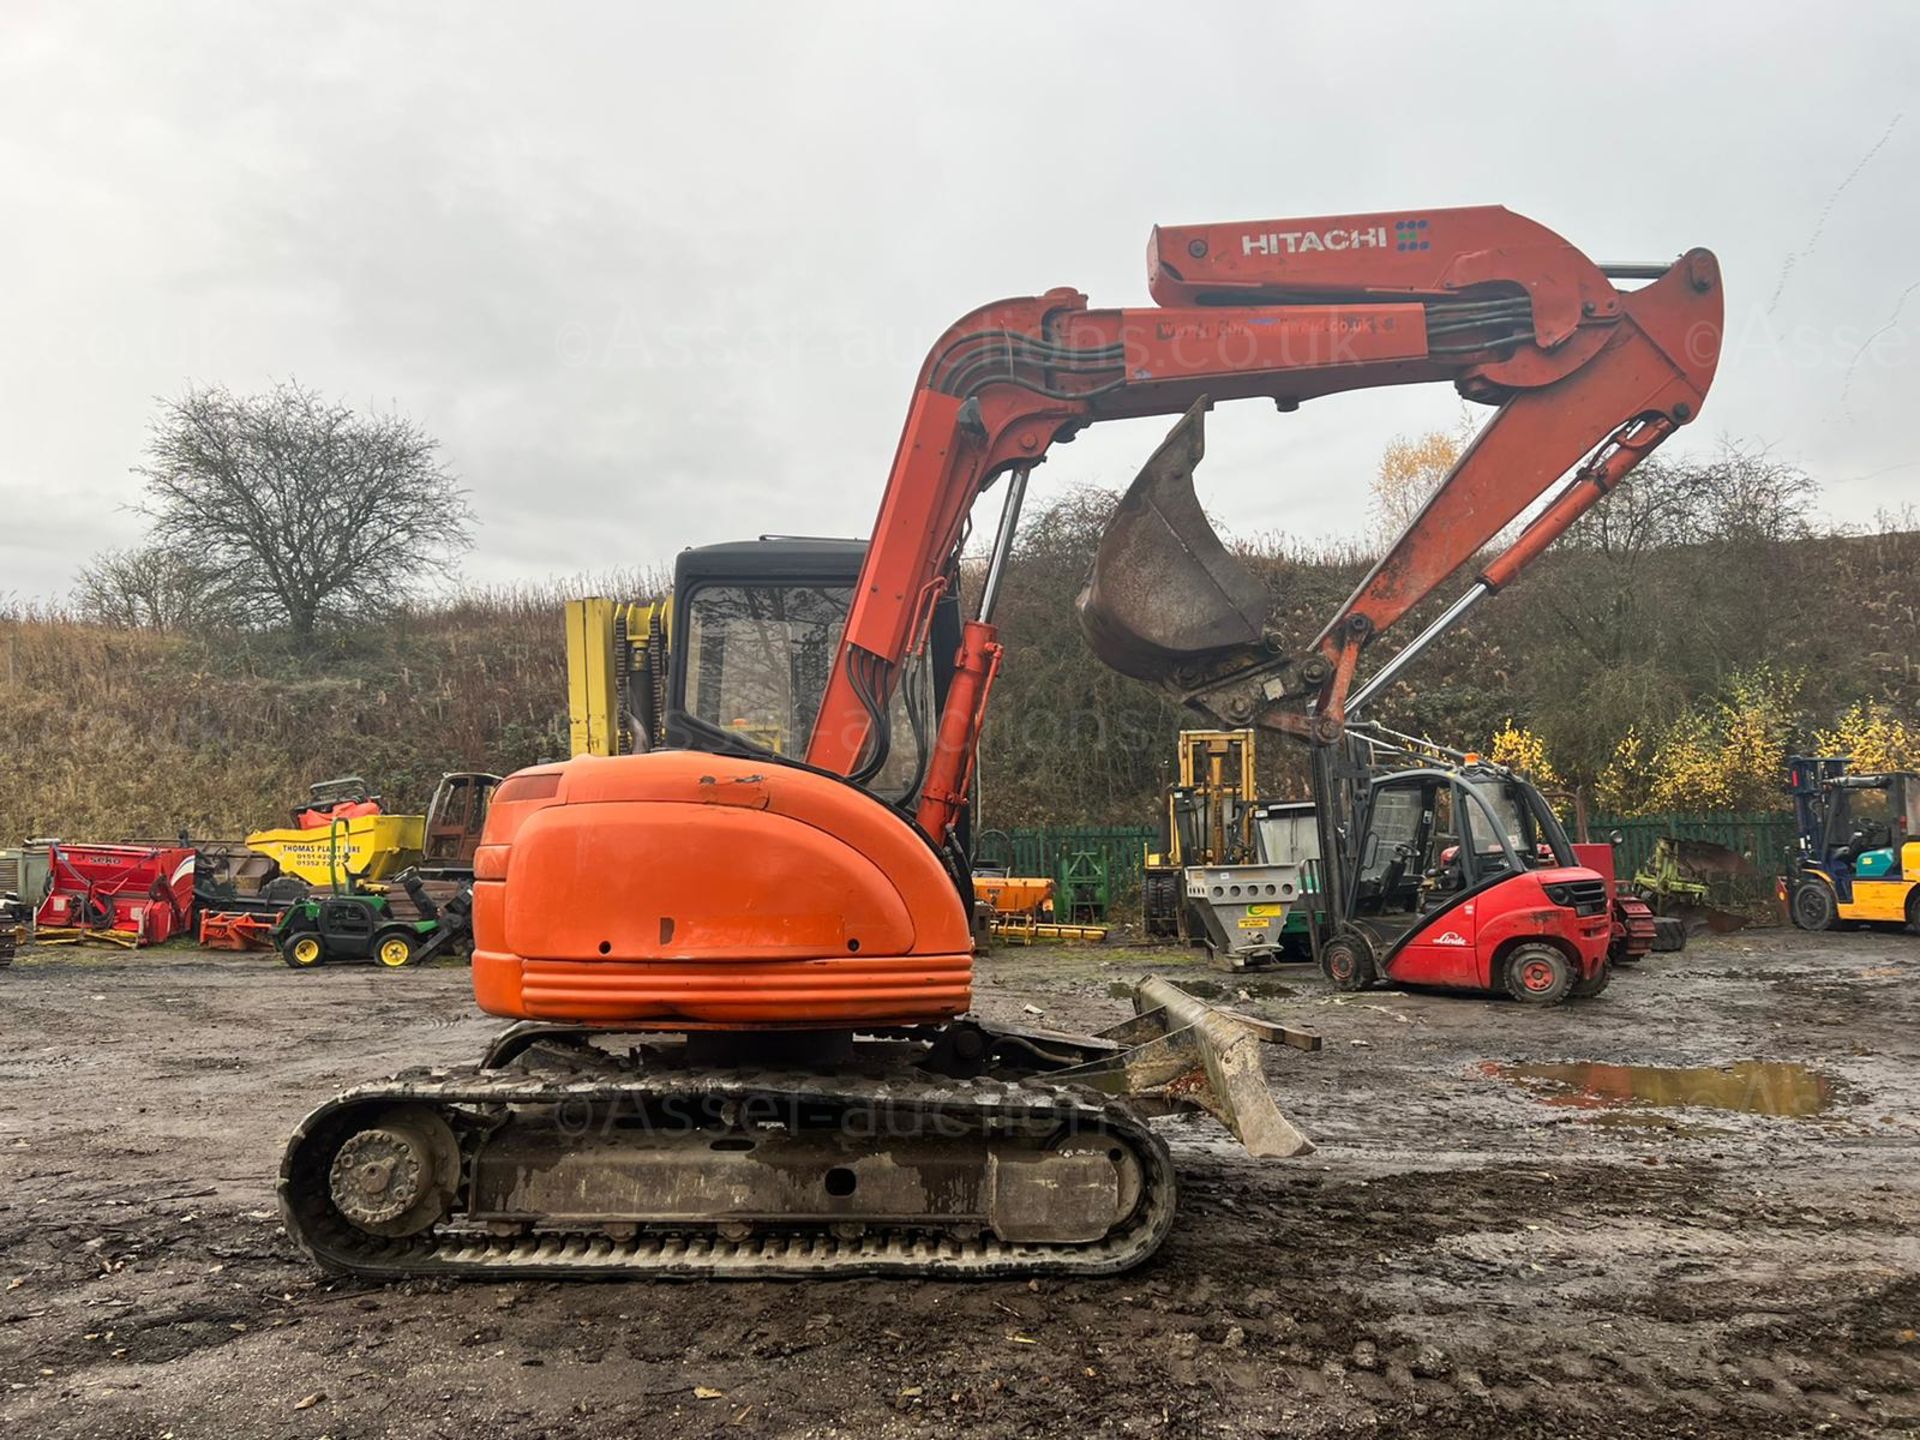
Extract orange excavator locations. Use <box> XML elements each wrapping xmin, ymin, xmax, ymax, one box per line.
<box><xmin>281</xmin><ymin>206</ymin><xmax>1722</xmax><ymax>1278</ymax></box>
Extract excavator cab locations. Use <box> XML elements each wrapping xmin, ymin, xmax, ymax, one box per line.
<box><xmin>572</xmin><ymin>537</ymin><xmax>966</xmax><ymax>816</ymax></box>
<box><xmin>663</xmin><ymin>538</ymin><xmax>963</xmax><ymax>810</ymax></box>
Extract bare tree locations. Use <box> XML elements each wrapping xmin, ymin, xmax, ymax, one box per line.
<box><xmin>135</xmin><ymin>382</ymin><xmax>473</xmax><ymax>639</ymax></box>
<box><xmin>73</xmin><ymin>542</ymin><xmax>237</xmax><ymax>630</ymax></box>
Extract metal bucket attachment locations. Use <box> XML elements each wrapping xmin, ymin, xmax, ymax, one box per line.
<box><xmin>1060</xmin><ymin>975</ymin><xmax>1317</xmax><ymax>1159</ymax></box>
<box><xmin>1075</xmin><ymin>399</ymin><xmax>1271</xmax><ymax>684</ymax></box>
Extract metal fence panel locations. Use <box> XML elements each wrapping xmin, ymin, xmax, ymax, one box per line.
<box><xmin>999</xmin><ymin>826</ymin><xmax>1159</xmax><ymax>888</ymax></box>
<box><xmin>1581</xmin><ymin>812</ymin><xmax>1798</xmax><ymax>879</ymax></box>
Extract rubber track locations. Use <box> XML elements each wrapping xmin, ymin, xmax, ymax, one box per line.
<box><xmin>279</xmin><ymin>1065</ymin><xmax>1178</xmax><ymax>1279</ymax></box>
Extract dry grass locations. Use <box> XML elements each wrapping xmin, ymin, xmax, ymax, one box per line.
<box><xmin>3</xmin><ymin>522</ymin><xmax>1915</xmax><ymax>844</ymax></box>
<box><xmin>0</xmin><ymin>602</ymin><xmax>567</xmax><ymax>842</ymax></box>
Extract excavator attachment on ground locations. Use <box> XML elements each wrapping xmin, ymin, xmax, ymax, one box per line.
<box><xmin>1636</xmin><ymin>836</ymin><xmax>1773</xmax><ymax>933</ymax></box>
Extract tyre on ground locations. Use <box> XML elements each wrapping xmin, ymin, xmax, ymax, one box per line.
<box><xmin>282</xmin><ymin>932</ymin><xmax>325</xmax><ymax>969</ymax></box>
<box><xmin>1320</xmin><ymin>935</ymin><xmax>1376</xmax><ymax>991</ymax></box>
<box><xmin>1503</xmin><ymin>942</ymin><xmax>1574</xmax><ymax>1005</ymax></box>
<box><xmin>374</xmin><ymin>929</ymin><xmax>419</xmax><ymax>969</ymax></box>
<box><xmin>1790</xmin><ymin>880</ymin><xmax>1837</xmax><ymax>933</ymax></box>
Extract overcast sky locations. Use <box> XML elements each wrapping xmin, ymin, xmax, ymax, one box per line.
<box><xmin>4</xmin><ymin>2</ymin><xmax>1917</xmax><ymax>604</ymax></box>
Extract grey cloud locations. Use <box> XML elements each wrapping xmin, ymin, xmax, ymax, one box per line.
<box><xmin>4</xmin><ymin>1</ymin><xmax>1917</xmax><ymax>606</ymax></box>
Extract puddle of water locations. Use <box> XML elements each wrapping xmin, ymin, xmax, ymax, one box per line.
<box><xmin>1481</xmin><ymin>1059</ymin><xmax>1836</xmax><ymax>1116</ymax></box>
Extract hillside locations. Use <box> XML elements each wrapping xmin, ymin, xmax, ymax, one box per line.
<box><xmin>3</xmin><ymin>509</ymin><xmax>1915</xmax><ymax>843</ymax></box>
<box><xmin>0</xmin><ymin>602</ymin><xmax>564</xmax><ymax>842</ymax></box>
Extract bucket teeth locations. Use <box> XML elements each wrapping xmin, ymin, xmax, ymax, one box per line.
<box><xmin>1075</xmin><ymin>399</ymin><xmax>1273</xmax><ymax>684</ymax></box>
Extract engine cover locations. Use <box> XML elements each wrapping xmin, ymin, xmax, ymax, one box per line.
<box><xmin>470</xmin><ymin>753</ymin><xmax>972</xmax><ymax>1026</ymax></box>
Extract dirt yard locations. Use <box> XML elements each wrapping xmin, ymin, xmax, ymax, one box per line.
<box><xmin>1</xmin><ymin>926</ymin><xmax>1916</xmax><ymax>1439</ymax></box>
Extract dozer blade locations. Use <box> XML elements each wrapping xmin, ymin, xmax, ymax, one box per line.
<box><xmin>1075</xmin><ymin>399</ymin><xmax>1271</xmax><ymax>685</ymax></box>
<box><xmin>1061</xmin><ymin>975</ymin><xmax>1317</xmax><ymax>1160</ymax></box>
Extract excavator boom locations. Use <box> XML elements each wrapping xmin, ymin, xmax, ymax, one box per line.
<box><xmin>805</xmin><ymin>206</ymin><xmax>1720</xmax><ymax>834</ymax></box>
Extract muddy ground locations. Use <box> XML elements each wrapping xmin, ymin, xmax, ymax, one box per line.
<box><xmin>0</xmin><ymin>927</ymin><xmax>1916</xmax><ymax>1439</ymax></box>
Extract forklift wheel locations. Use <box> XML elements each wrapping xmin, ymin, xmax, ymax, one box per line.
<box><xmin>1651</xmin><ymin>915</ymin><xmax>1688</xmax><ymax>953</ymax></box>
<box><xmin>1320</xmin><ymin>936</ymin><xmax>1376</xmax><ymax>991</ymax></box>
<box><xmin>374</xmin><ymin>931</ymin><xmax>419</xmax><ymax>969</ymax></box>
<box><xmin>1570</xmin><ymin>960</ymin><xmax>1612</xmax><ymax>1000</ymax></box>
<box><xmin>1789</xmin><ymin>882</ymin><xmax>1837</xmax><ymax>933</ymax></box>
<box><xmin>282</xmin><ymin>934</ymin><xmax>326</xmax><ymax>969</ymax></box>
<box><xmin>1906</xmin><ymin>890</ymin><xmax>1920</xmax><ymax>936</ymax></box>
<box><xmin>1504</xmin><ymin>943</ymin><xmax>1573</xmax><ymax>1005</ymax></box>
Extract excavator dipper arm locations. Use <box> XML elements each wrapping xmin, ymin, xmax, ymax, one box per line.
<box><xmin>804</xmin><ymin>206</ymin><xmax>1723</xmax><ymax>843</ymax></box>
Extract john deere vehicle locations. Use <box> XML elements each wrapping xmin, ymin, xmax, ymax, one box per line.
<box><xmin>275</xmin><ymin>869</ymin><xmax>475</xmax><ymax>970</ymax></box>
<box><xmin>1784</xmin><ymin>755</ymin><xmax>1920</xmax><ymax>932</ymax></box>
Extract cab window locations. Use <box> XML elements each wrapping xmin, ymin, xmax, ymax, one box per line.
<box><xmin>681</xmin><ymin>584</ymin><xmax>850</xmax><ymax>754</ymax></box>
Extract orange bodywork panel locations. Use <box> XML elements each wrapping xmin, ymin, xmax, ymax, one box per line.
<box><xmin>471</xmin><ymin>753</ymin><xmax>972</xmax><ymax>1027</ymax></box>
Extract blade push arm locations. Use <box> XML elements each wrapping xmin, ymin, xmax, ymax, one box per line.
<box><xmin>803</xmin><ymin>206</ymin><xmax>1723</xmax><ymax>844</ymax></box>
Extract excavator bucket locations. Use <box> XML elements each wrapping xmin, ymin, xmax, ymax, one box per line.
<box><xmin>1075</xmin><ymin>400</ymin><xmax>1271</xmax><ymax>685</ymax></box>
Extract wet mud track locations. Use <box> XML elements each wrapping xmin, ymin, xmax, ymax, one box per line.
<box><xmin>0</xmin><ymin>930</ymin><xmax>1915</xmax><ymax>1437</ymax></box>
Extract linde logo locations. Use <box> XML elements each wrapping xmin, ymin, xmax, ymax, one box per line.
<box><xmin>1432</xmin><ymin>930</ymin><xmax>1469</xmax><ymax>947</ymax></box>
<box><xmin>1241</xmin><ymin>225</ymin><xmax>1390</xmax><ymax>257</ymax></box>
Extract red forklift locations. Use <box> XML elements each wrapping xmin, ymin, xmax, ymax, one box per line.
<box><xmin>1306</xmin><ymin>726</ymin><xmax>1618</xmax><ymax>1004</ymax></box>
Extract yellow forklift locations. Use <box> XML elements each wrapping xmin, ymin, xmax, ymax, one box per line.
<box><xmin>1784</xmin><ymin>756</ymin><xmax>1920</xmax><ymax>931</ymax></box>
<box><xmin>1140</xmin><ymin>730</ymin><xmax>1263</xmax><ymax>938</ymax></box>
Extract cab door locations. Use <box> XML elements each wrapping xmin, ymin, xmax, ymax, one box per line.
<box><xmin>1385</xmin><ymin>782</ymin><xmax>1484</xmax><ymax>987</ymax></box>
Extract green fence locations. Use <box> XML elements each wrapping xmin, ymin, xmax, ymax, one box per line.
<box><xmin>1578</xmin><ymin>812</ymin><xmax>1798</xmax><ymax>880</ymax></box>
<box><xmin>985</xmin><ymin>814</ymin><xmax>1798</xmax><ymax>892</ymax></box>
<box><xmin>981</xmin><ymin>826</ymin><xmax>1158</xmax><ymax>889</ymax></box>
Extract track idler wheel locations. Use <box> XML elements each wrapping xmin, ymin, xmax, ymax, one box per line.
<box><xmin>325</xmin><ymin>1105</ymin><xmax>459</xmax><ymax>1238</ymax></box>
